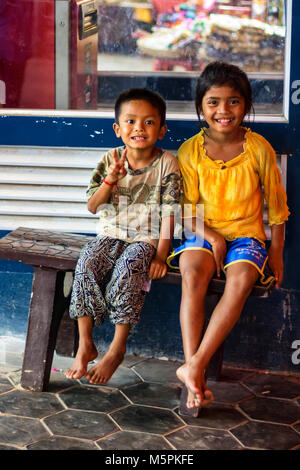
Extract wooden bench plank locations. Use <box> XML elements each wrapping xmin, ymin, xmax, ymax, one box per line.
<box><xmin>0</xmin><ymin>227</ymin><xmax>273</xmax><ymax>296</ymax></box>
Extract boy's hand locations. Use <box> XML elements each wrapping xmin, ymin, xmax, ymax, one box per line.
<box><xmin>267</xmin><ymin>246</ymin><xmax>284</xmax><ymax>289</ymax></box>
<box><xmin>149</xmin><ymin>255</ymin><xmax>167</xmax><ymax>280</ymax></box>
<box><xmin>106</xmin><ymin>148</ymin><xmax>127</xmax><ymax>184</ymax></box>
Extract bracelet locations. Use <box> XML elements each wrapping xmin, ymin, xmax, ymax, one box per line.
<box><xmin>103</xmin><ymin>177</ymin><xmax>117</xmax><ymax>186</ymax></box>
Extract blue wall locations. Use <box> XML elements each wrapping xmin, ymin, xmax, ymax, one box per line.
<box><xmin>0</xmin><ymin>1</ymin><xmax>299</xmax><ymax>373</ymax></box>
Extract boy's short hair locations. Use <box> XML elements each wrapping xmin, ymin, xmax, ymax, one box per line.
<box><xmin>115</xmin><ymin>88</ymin><xmax>166</xmax><ymax>127</ymax></box>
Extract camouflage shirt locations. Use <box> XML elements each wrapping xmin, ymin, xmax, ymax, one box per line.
<box><xmin>86</xmin><ymin>146</ymin><xmax>182</xmax><ymax>247</ymax></box>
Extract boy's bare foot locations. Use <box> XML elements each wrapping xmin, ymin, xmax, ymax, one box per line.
<box><xmin>176</xmin><ymin>360</ymin><xmax>213</xmax><ymax>409</ymax></box>
<box><xmin>85</xmin><ymin>349</ymin><xmax>125</xmax><ymax>384</ymax></box>
<box><xmin>65</xmin><ymin>341</ymin><xmax>98</xmax><ymax>380</ymax></box>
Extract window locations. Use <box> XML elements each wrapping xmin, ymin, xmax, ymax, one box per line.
<box><xmin>0</xmin><ymin>0</ymin><xmax>290</xmax><ymax>119</ymax></box>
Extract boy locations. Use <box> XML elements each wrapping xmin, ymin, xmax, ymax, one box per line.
<box><xmin>65</xmin><ymin>88</ymin><xmax>181</xmax><ymax>384</ymax></box>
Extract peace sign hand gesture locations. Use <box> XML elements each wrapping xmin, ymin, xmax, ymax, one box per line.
<box><xmin>106</xmin><ymin>148</ymin><xmax>127</xmax><ymax>184</ymax></box>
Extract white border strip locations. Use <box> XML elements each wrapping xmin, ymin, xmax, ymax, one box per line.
<box><xmin>0</xmin><ymin>108</ymin><xmax>289</xmax><ymax>123</ymax></box>
<box><xmin>283</xmin><ymin>0</ymin><xmax>292</xmax><ymax>120</ymax></box>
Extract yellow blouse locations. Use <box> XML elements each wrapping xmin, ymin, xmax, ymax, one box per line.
<box><xmin>178</xmin><ymin>128</ymin><xmax>290</xmax><ymax>243</ymax></box>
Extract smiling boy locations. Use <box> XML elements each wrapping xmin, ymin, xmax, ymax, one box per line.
<box><xmin>65</xmin><ymin>88</ymin><xmax>181</xmax><ymax>384</ymax></box>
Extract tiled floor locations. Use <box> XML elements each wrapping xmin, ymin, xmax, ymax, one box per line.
<box><xmin>0</xmin><ymin>336</ymin><xmax>300</xmax><ymax>451</ymax></box>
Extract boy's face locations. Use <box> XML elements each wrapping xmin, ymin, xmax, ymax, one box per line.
<box><xmin>113</xmin><ymin>100</ymin><xmax>167</xmax><ymax>152</ymax></box>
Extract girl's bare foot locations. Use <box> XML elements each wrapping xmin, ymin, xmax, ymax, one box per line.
<box><xmin>65</xmin><ymin>341</ymin><xmax>98</xmax><ymax>380</ymax></box>
<box><xmin>86</xmin><ymin>349</ymin><xmax>125</xmax><ymax>384</ymax></box>
<box><xmin>177</xmin><ymin>361</ymin><xmax>213</xmax><ymax>409</ymax></box>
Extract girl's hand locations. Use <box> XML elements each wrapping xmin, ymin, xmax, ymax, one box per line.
<box><xmin>149</xmin><ymin>255</ymin><xmax>167</xmax><ymax>280</ymax></box>
<box><xmin>210</xmin><ymin>233</ymin><xmax>227</xmax><ymax>277</ymax></box>
<box><xmin>267</xmin><ymin>246</ymin><xmax>284</xmax><ymax>289</ymax></box>
<box><xmin>106</xmin><ymin>148</ymin><xmax>127</xmax><ymax>183</ymax></box>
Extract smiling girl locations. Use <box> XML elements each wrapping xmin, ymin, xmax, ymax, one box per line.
<box><xmin>167</xmin><ymin>61</ymin><xmax>290</xmax><ymax>416</ymax></box>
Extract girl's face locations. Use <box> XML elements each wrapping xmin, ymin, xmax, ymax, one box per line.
<box><xmin>200</xmin><ymin>85</ymin><xmax>246</xmax><ymax>136</ymax></box>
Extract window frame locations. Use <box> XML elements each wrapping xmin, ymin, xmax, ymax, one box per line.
<box><xmin>0</xmin><ymin>0</ymin><xmax>298</xmax><ymax>154</ymax></box>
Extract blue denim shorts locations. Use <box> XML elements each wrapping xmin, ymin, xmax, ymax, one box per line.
<box><xmin>167</xmin><ymin>232</ymin><xmax>274</xmax><ymax>285</ymax></box>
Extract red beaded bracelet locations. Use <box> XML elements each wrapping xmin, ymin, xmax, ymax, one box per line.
<box><xmin>103</xmin><ymin>177</ymin><xmax>117</xmax><ymax>186</ymax></box>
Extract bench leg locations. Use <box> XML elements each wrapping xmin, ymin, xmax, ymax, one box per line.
<box><xmin>55</xmin><ymin>309</ymin><xmax>79</xmax><ymax>358</ymax></box>
<box><xmin>55</xmin><ymin>271</ymin><xmax>79</xmax><ymax>358</ymax></box>
<box><xmin>21</xmin><ymin>268</ymin><xmax>69</xmax><ymax>392</ymax></box>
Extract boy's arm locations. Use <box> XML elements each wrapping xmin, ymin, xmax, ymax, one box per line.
<box><xmin>149</xmin><ymin>215</ymin><xmax>174</xmax><ymax>280</ymax></box>
<box><xmin>87</xmin><ymin>177</ymin><xmax>116</xmax><ymax>214</ymax></box>
<box><xmin>87</xmin><ymin>149</ymin><xmax>127</xmax><ymax>214</ymax></box>
<box><xmin>268</xmin><ymin>223</ymin><xmax>285</xmax><ymax>290</ymax></box>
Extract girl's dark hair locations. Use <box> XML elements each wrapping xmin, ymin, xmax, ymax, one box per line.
<box><xmin>115</xmin><ymin>88</ymin><xmax>166</xmax><ymax>127</ymax></box>
<box><xmin>195</xmin><ymin>61</ymin><xmax>253</xmax><ymax>121</ymax></box>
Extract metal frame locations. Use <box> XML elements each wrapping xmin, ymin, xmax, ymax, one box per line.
<box><xmin>55</xmin><ymin>0</ymin><xmax>70</xmax><ymax>110</ymax></box>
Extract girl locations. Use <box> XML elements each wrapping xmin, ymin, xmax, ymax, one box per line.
<box><xmin>167</xmin><ymin>61</ymin><xmax>289</xmax><ymax>415</ymax></box>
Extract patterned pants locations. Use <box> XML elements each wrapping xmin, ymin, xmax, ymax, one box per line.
<box><xmin>69</xmin><ymin>236</ymin><xmax>156</xmax><ymax>327</ymax></box>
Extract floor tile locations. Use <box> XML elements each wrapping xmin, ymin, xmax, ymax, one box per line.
<box><xmin>0</xmin><ymin>375</ymin><xmax>14</xmax><ymax>393</ymax></box>
<box><xmin>0</xmin><ymin>352</ymin><xmax>23</xmax><ymax>373</ymax></box>
<box><xmin>0</xmin><ymin>443</ymin><xmax>23</xmax><ymax>450</ymax></box>
<box><xmin>220</xmin><ymin>367</ymin><xmax>256</xmax><ymax>382</ymax></box>
<box><xmin>7</xmin><ymin>368</ymin><xmax>76</xmax><ymax>393</ymax></box>
<box><xmin>46</xmin><ymin>370</ymin><xmax>77</xmax><ymax>393</ymax></box>
<box><xmin>79</xmin><ymin>365</ymin><xmax>141</xmax><ymax>389</ymax></box>
<box><xmin>207</xmin><ymin>380</ymin><xmax>254</xmax><ymax>403</ymax></box>
<box><xmin>175</xmin><ymin>402</ymin><xmax>247</xmax><ymax>429</ymax></box>
<box><xmin>110</xmin><ymin>405</ymin><xmax>183</xmax><ymax>434</ymax></box>
<box><xmin>0</xmin><ymin>415</ymin><xmax>50</xmax><ymax>447</ymax></box>
<box><xmin>293</xmin><ymin>423</ymin><xmax>300</xmax><ymax>433</ymax></box>
<box><xmin>26</xmin><ymin>436</ymin><xmax>99</xmax><ymax>450</ymax></box>
<box><xmin>122</xmin><ymin>382</ymin><xmax>181</xmax><ymax>409</ymax></box>
<box><xmin>6</xmin><ymin>370</ymin><xmax>21</xmax><ymax>387</ymax></box>
<box><xmin>97</xmin><ymin>430</ymin><xmax>173</xmax><ymax>450</ymax></box>
<box><xmin>0</xmin><ymin>389</ymin><xmax>64</xmax><ymax>418</ymax></box>
<box><xmin>51</xmin><ymin>353</ymin><xmax>77</xmax><ymax>371</ymax></box>
<box><xmin>243</xmin><ymin>373</ymin><xmax>300</xmax><ymax>399</ymax></box>
<box><xmin>238</xmin><ymin>397</ymin><xmax>300</xmax><ymax>424</ymax></box>
<box><xmin>132</xmin><ymin>358</ymin><xmax>182</xmax><ymax>384</ymax></box>
<box><xmin>122</xmin><ymin>355</ymin><xmax>149</xmax><ymax>368</ymax></box>
<box><xmin>166</xmin><ymin>426</ymin><xmax>241</xmax><ymax>450</ymax></box>
<box><xmin>230</xmin><ymin>421</ymin><xmax>300</xmax><ymax>450</ymax></box>
<box><xmin>43</xmin><ymin>409</ymin><xmax>117</xmax><ymax>440</ymax></box>
<box><xmin>59</xmin><ymin>385</ymin><xmax>129</xmax><ymax>413</ymax></box>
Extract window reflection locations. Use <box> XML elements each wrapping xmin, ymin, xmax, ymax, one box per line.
<box><xmin>0</xmin><ymin>0</ymin><xmax>288</xmax><ymax>115</ymax></box>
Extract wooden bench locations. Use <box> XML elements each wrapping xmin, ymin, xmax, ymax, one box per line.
<box><xmin>0</xmin><ymin>226</ymin><xmax>274</xmax><ymax>392</ymax></box>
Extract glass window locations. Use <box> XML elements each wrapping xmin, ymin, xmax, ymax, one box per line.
<box><xmin>0</xmin><ymin>0</ymin><xmax>290</xmax><ymax>118</ymax></box>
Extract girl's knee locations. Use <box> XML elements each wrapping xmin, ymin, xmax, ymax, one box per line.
<box><xmin>181</xmin><ymin>266</ymin><xmax>213</xmax><ymax>292</ymax></box>
<box><xmin>225</xmin><ymin>265</ymin><xmax>259</xmax><ymax>298</ymax></box>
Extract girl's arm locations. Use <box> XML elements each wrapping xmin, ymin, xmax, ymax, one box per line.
<box><xmin>183</xmin><ymin>217</ymin><xmax>227</xmax><ymax>277</ymax></box>
<box><xmin>149</xmin><ymin>215</ymin><xmax>175</xmax><ymax>280</ymax></box>
<box><xmin>268</xmin><ymin>223</ymin><xmax>285</xmax><ymax>290</ymax></box>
